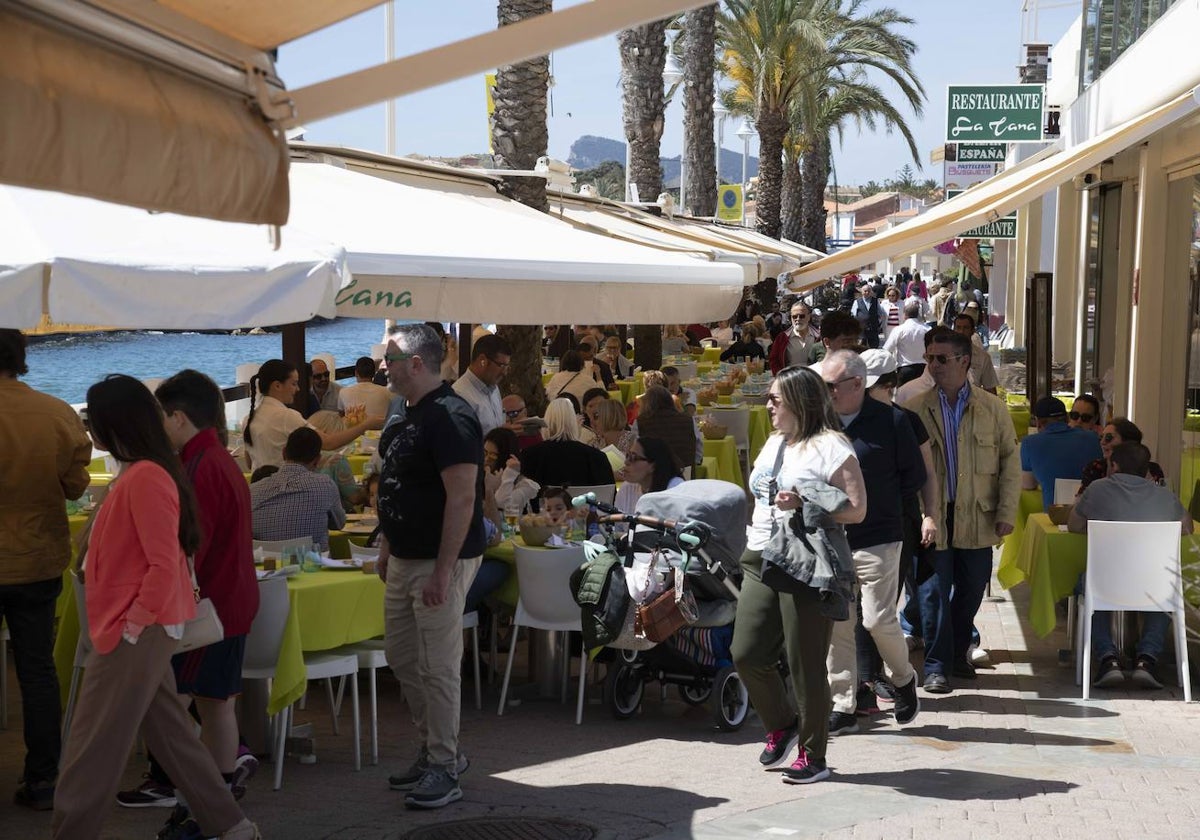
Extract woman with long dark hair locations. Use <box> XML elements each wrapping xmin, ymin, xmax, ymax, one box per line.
<box><xmin>52</xmin><ymin>376</ymin><xmax>257</xmax><ymax>840</ymax></box>
<box><xmin>241</xmin><ymin>359</ymin><xmax>380</xmax><ymax>471</ymax></box>
<box><xmin>732</xmin><ymin>366</ymin><xmax>865</xmax><ymax>785</ymax></box>
<box><xmin>613</xmin><ymin>437</ymin><xmax>685</xmax><ymax>513</ymax></box>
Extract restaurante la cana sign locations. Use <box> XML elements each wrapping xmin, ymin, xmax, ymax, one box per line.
<box><xmin>946</xmin><ymin>84</ymin><xmax>1044</xmax><ymax>143</ymax></box>
<box><xmin>946</xmin><ymin>189</ymin><xmax>1017</xmax><ymax>240</ymax></box>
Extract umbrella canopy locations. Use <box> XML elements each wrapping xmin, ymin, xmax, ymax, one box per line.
<box><xmin>0</xmin><ymin>184</ymin><xmax>348</xmax><ymax>330</ymax></box>
<box><xmin>286</xmin><ymin>161</ymin><xmax>745</xmax><ymax>324</ymax></box>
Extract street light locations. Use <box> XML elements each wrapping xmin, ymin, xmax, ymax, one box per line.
<box><xmin>714</xmin><ymin>97</ymin><xmax>729</xmax><ymax>194</ymax></box>
<box><xmin>663</xmin><ymin>52</ymin><xmax>685</xmax><ymax>213</ymax></box>
<box><xmin>736</xmin><ymin>118</ymin><xmax>756</xmax><ymax>227</ymax></box>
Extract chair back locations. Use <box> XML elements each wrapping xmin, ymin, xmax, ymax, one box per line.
<box><xmin>72</xmin><ymin>574</ymin><xmax>94</xmax><ymax>657</ymax></box>
<box><xmin>1054</xmin><ymin>478</ymin><xmax>1082</xmax><ymax>504</ymax></box>
<box><xmin>243</xmin><ymin>576</ymin><xmax>291</xmax><ymax>673</ymax></box>
<box><xmin>254</xmin><ymin>538</ymin><xmax>313</xmax><ymax>556</ymax></box>
<box><xmin>673</xmin><ymin>362</ymin><xmax>698</xmax><ymax>381</ymax></box>
<box><xmin>513</xmin><ymin>545</ymin><xmax>586</xmax><ymax>632</ymax></box>
<box><xmin>348</xmin><ymin>542</ymin><xmax>379</xmax><ymax>563</ymax></box>
<box><xmin>713</xmin><ymin>406</ymin><xmax>750</xmax><ymax>451</ymax></box>
<box><xmin>1085</xmin><ymin>520</ymin><xmax>1183</xmax><ymax>612</ymax></box>
<box><xmin>567</xmin><ymin>484</ymin><xmax>616</xmax><ymax>506</ymax></box>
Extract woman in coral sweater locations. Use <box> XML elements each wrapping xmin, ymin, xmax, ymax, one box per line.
<box><xmin>52</xmin><ymin>375</ymin><xmax>257</xmax><ymax>840</ymax></box>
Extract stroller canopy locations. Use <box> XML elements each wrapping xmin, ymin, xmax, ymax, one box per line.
<box><xmin>634</xmin><ymin>480</ymin><xmax>748</xmax><ymax>570</ymax></box>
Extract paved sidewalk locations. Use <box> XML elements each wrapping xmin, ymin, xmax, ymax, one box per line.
<box><xmin>3</xmin><ymin>559</ymin><xmax>1198</xmax><ymax>839</ymax></box>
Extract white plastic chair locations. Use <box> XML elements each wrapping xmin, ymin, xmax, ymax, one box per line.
<box><xmin>498</xmin><ymin>546</ymin><xmax>587</xmax><ymax>724</ymax></box>
<box><xmin>714</xmin><ymin>406</ymin><xmax>751</xmax><ymax>465</ymax></box>
<box><xmin>566</xmin><ymin>484</ymin><xmax>616</xmax><ymax>506</ymax></box>
<box><xmin>1078</xmin><ymin>520</ymin><xmax>1190</xmax><ymax>701</ymax></box>
<box><xmin>673</xmin><ymin>362</ymin><xmax>698</xmax><ymax>381</ymax></box>
<box><xmin>1</xmin><ymin>622</ymin><xmax>8</xmax><ymax>729</ymax></box>
<box><xmin>347</xmin><ymin>543</ymin><xmax>379</xmax><ymax>564</ymax></box>
<box><xmin>241</xmin><ymin>576</ymin><xmax>292</xmax><ymax>790</ymax></box>
<box><xmin>1054</xmin><ymin>478</ymin><xmax>1082</xmax><ymax>504</ymax></box>
<box><xmin>61</xmin><ymin>575</ymin><xmax>93</xmax><ymax>743</ymax></box>
<box><xmin>253</xmin><ymin>538</ymin><xmax>313</xmax><ymax>555</ymax></box>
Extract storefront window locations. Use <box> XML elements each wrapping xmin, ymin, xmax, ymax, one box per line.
<box><xmin>1081</xmin><ymin>0</ymin><xmax>1179</xmax><ymax>90</ymax></box>
<box><xmin>1179</xmin><ymin>176</ymin><xmax>1200</xmax><ymax>509</ymax></box>
<box><xmin>1081</xmin><ymin>186</ymin><xmax>1122</xmax><ymax>388</ymax></box>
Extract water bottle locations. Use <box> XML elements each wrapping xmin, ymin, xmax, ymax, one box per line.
<box><xmin>302</xmin><ymin>547</ymin><xmax>323</xmax><ymax>573</ymax></box>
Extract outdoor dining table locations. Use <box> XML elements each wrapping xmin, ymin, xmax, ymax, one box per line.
<box><xmin>708</xmin><ymin>404</ymin><xmax>770</xmax><ymax>464</ymax></box>
<box><xmin>703</xmin><ymin>435</ymin><xmax>744</xmax><ymax>486</ymax></box>
<box><xmin>696</xmin><ymin>455</ymin><xmax>719</xmax><ymax>480</ymax></box>
<box><xmin>346</xmin><ymin>453</ymin><xmax>370</xmax><ymax>477</ymax></box>
<box><xmin>701</xmin><ymin>347</ymin><xmax>722</xmax><ymax>364</ymax></box>
<box><xmin>614</xmin><ymin>378</ymin><xmax>640</xmax><ymax>405</ymax></box>
<box><xmin>999</xmin><ymin>511</ymin><xmax>1200</xmax><ymax>638</ymax></box>
<box><xmin>996</xmin><ymin>489</ymin><xmax>1045</xmax><ymax>589</ymax></box>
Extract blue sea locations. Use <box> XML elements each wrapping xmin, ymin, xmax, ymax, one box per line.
<box><xmin>24</xmin><ymin>319</ymin><xmax>388</xmax><ymax>406</ymax></box>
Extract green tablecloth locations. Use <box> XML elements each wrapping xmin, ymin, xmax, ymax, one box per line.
<box><xmin>703</xmin><ymin>436</ymin><xmax>743</xmax><ymax>486</ymax></box>
<box><xmin>701</xmin><ymin>347</ymin><xmax>722</xmax><ymax>364</ymax></box>
<box><xmin>1008</xmin><ymin>407</ymin><xmax>1031</xmax><ymax>440</ymax></box>
<box><xmin>1181</xmin><ymin>447</ymin><xmax>1200</xmax><ymax>510</ymax></box>
<box><xmin>996</xmin><ymin>489</ymin><xmax>1045</xmax><ymax>589</ymax></box>
<box><xmin>346</xmin><ymin>454</ymin><xmax>369</xmax><ymax>477</ymax></box>
<box><xmin>696</xmin><ymin>455</ymin><xmax>719</xmax><ymax>480</ymax></box>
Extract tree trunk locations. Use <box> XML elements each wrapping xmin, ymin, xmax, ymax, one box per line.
<box><xmin>621</xmin><ymin>20</ymin><xmax>669</xmax><ymax>371</ymax></box>
<box><xmin>780</xmin><ymin>147</ymin><xmax>802</xmax><ymax>243</ymax></box>
<box><xmin>799</xmin><ymin>132</ymin><xmax>831</xmax><ymax>252</ymax></box>
<box><xmin>753</xmin><ymin>106</ymin><xmax>787</xmax><ymax>240</ymax></box>
<box><xmin>492</xmin><ymin>0</ymin><xmax>551</xmax><ymax>409</ymax></box>
<box><xmin>683</xmin><ymin>4</ymin><xmax>717</xmax><ymax>217</ymax></box>
<box><xmin>619</xmin><ymin>22</ymin><xmax>668</xmax><ymax>204</ymax></box>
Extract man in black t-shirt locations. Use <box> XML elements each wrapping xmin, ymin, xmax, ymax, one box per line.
<box><xmin>375</xmin><ymin>324</ymin><xmax>484</xmax><ymax>811</ymax></box>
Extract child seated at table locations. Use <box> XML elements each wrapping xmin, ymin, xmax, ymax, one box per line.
<box><xmin>539</xmin><ymin>487</ymin><xmax>572</xmax><ymax>525</ymax></box>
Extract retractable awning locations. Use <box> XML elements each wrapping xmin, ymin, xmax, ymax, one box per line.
<box><xmin>0</xmin><ymin>183</ymin><xmax>347</xmax><ymax>330</ymax></box>
<box><xmin>788</xmin><ymin>87</ymin><xmax>1200</xmax><ymax>289</ymax></box>
<box><xmin>284</xmin><ymin>161</ymin><xmax>744</xmax><ymax>324</ymax></box>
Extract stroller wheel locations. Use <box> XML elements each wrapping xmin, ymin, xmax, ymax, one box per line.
<box><xmin>712</xmin><ymin>666</ymin><xmax>749</xmax><ymax>731</ymax></box>
<box><xmin>604</xmin><ymin>661</ymin><xmax>644</xmax><ymax>720</ymax></box>
<box><xmin>678</xmin><ymin>684</ymin><xmax>712</xmax><ymax>706</ymax></box>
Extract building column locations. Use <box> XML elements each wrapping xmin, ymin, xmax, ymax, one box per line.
<box><xmin>1051</xmin><ymin>185</ymin><xmax>1080</xmax><ymax>366</ymax></box>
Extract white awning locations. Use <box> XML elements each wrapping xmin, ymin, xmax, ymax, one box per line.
<box><xmin>789</xmin><ymin>88</ymin><xmax>1200</xmax><ymax>288</ymax></box>
<box><xmin>284</xmin><ymin>161</ymin><xmax>744</xmax><ymax>324</ymax></box>
<box><xmin>0</xmin><ymin>184</ymin><xmax>347</xmax><ymax>330</ymax></box>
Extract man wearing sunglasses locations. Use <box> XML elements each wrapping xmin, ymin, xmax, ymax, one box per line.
<box><xmin>768</xmin><ymin>300</ymin><xmax>819</xmax><ymax>374</ymax></box>
<box><xmin>1020</xmin><ymin>397</ymin><xmax>1103</xmax><ymax>509</ymax></box>
<box><xmin>907</xmin><ymin>330</ymin><xmax>1020</xmax><ymax>694</ymax></box>
<box><xmin>451</xmin><ymin>334</ymin><xmax>511</xmax><ymax>436</ymax></box>
<box><xmin>308</xmin><ymin>357</ymin><xmax>342</xmax><ymax>415</ymax></box>
<box><xmin>1067</xmin><ymin>394</ymin><xmax>1102</xmax><ymax>434</ymax></box>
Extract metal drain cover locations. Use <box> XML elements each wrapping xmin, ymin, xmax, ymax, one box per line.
<box><xmin>403</xmin><ymin>817</ymin><xmax>597</xmax><ymax>840</ymax></box>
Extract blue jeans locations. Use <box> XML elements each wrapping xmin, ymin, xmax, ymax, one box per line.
<box><xmin>464</xmin><ymin>559</ymin><xmax>509</xmax><ymax>613</ymax></box>
<box><xmin>913</xmin><ymin>546</ymin><xmax>993</xmax><ymax>676</ymax></box>
<box><xmin>0</xmin><ymin>576</ymin><xmax>63</xmax><ymax>784</ymax></box>
<box><xmin>1091</xmin><ymin>611</ymin><xmax>1171</xmax><ymax>662</ymax></box>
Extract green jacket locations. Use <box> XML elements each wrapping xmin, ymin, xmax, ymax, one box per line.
<box><xmin>911</xmin><ymin>384</ymin><xmax>1021</xmax><ymax>550</ymax></box>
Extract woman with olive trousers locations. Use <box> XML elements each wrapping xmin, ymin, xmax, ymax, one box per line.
<box><xmin>731</xmin><ymin>366</ymin><xmax>865</xmax><ymax>785</ymax></box>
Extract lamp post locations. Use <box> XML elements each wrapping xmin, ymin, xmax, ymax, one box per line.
<box><xmin>736</xmin><ymin>119</ymin><xmax>756</xmax><ymax>227</ymax></box>
<box><xmin>662</xmin><ymin>52</ymin><xmax>684</xmax><ymax>213</ymax></box>
<box><xmin>714</xmin><ymin>97</ymin><xmax>728</xmax><ymax>195</ymax></box>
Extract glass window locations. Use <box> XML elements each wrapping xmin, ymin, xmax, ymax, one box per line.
<box><xmin>1179</xmin><ymin>176</ymin><xmax>1200</xmax><ymax>510</ymax></box>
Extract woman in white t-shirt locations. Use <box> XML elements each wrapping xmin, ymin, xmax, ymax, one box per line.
<box><xmin>731</xmin><ymin>365</ymin><xmax>865</xmax><ymax>785</ymax></box>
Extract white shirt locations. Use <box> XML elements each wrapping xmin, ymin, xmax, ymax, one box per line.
<box><xmin>338</xmin><ymin>381</ymin><xmax>393</xmax><ymax>418</ymax></box>
<box><xmin>711</xmin><ymin>326</ymin><xmax>735</xmax><ymax>345</ymax></box>
<box><xmin>241</xmin><ymin>395</ymin><xmax>308</xmax><ymax>471</ymax></box>
<box><xmin>884</xmin><ymin>319</ymin><xmax>930</xmax><ymax>366</ymax></box>
<box><xmin>746</xmin><ymin>431</ymin><xmax>856</xmax><ymax>551</ymax></box>
<box><xmin>452</xmin><ymin>369</ymin><xmax>504</xmax><ymax>435</ymax></box>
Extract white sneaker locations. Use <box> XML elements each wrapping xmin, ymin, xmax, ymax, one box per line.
<box><xmin>968</xmin><ymin>644</ymin><xmax>991</xmax><ymax>666</ymax></box>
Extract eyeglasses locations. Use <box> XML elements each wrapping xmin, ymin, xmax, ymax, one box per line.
<box><xmin>791</xmin><ymin>314</ymin><xmax>808</xmax><ymax>321</ymax></box>
<box><xmin>1101</xmin><ymin>432</ymin><xmax>1117</xmax><ymax>443</ymax></box>
<box><xmin>1069</xmin><ymin>411</ymin><xmax>1095</xmax><ymax>423</ymax></box>
<box><xmin>384</xmin><ymin>352</ymin><xmax>413</xmax><ymax>363</ymax></box>
<box><xmin>626</xmin><ymin>453</ymin><xmax>649</xmax><ymax>463</ymax></box>
<box><xmin>767</xmin><ymin>393</ymin><xmax>782</xmax><ymax>405</ymax></box>
<box><xmin>923</xmin><ymin>353</ymin><xmax>966</xmax><ymax>365</ymax></box>
<box><xmin>487</xmin><ymin>356</ymin><xmax>511</xmax><ymax>370</ymax></box>
<box><xmin>504</xmin><ymin>408</ymin><xmax>525</xmax><ymax>419</ymax></box>
<box><xmin>311</xmin><ymin>372</ymin><xmax>330</xmax><ymax>380</ymax></box>
<box><xmin>825</xmin><ymin>376</ymin><xmax>860</xmax><ymax>392</ymax></box>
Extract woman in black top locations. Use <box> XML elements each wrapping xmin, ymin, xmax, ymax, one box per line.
<box><xmin>519</xmin><ymin>398</ymin><xmax>615</xmax><ymax>490</ymax></box>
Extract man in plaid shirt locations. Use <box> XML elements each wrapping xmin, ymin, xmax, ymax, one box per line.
<box><xmin>250</xmin><ymin>427</ymin><xmax>345</xmax><ymax>551</ymax></box>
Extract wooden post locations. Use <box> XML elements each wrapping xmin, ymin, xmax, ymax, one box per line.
<box><xmin>281</xmin><ymin>322</ymin><xmax>307</xmax><ymax>413</ymax></box>
<box><xmin>457</xmin><ymin>323</ymin><xmax>473</xmax><ymax>376</ymax></box>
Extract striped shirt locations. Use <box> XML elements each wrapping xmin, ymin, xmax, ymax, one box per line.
<box><xmin>937</xmin><ymin>382</ymin><xmax>972</xmax><ymax>502</ymax></box>
<box><xmin>250</xmin><ymin>463</ymin><xmax>346</xmax><ymax>551</ymax></box>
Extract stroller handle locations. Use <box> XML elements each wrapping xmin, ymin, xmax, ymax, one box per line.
<box><xmin>572</xmin><ymin>494</ymin><xmax>710</xmax><ymax>549</ymax></box>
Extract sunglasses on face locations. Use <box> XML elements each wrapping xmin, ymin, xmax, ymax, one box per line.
<box><xmin>311</xmin><ymin>372</ymin><xmax>330</xmax><ymax>380</ymax></box>
<box><xmin>384</xmin><ymin>352</ymin><xmax>413</xmax><ymax>363</ymax></box>
<box><xmin>1069</xmin><ymin>411</ymin><xmax>1095</xmax><ymax>423</ymax></box>
<box><xmin>924</xmin><ymin>353</ymin><xmax>965</xmax><ymax>365</ymax></box>
<box><xmin>826</xmin><ymin>376</ymin><xmax>859</xmax><ymax>393</ymax></box>
<box><xmin>626</xmin><ymin>453</ymin><xmax>649</xmax><ymax>463</ymax></box>
<box><xmin>767</xmin><ymin>393</ymin><xmax>782</xmax><ymax>405</ymax></box>
<box><xmin>1102</xmin><ymin>432</ymin><xmax>1117</xmax><ymax>443</ymax></box>
<box><xmin>791</xmin><ymin>314</ymin><xmax>808</xmax><ymax>321</ymax></box>
<box><xmin>504</xmin><ymin>408</ymin><xmax>525</xmax><ymax>419</ymax></box>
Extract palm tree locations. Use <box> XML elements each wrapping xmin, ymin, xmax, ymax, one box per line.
<box><xmin>619</xmin><ymin>20</ymin><xmax>669</xmax><ymax>369</ymax></box>
<box><xmin>683</xmin><ymin>4</ymin><xmax>718</xmax><ymax>217</ymax></box>
<box><xmin>492</xmin><ymin>0</ymin><xmax>552</xmax><ymax>410</ymax></box>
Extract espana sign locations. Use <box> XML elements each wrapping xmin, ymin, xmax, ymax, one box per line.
<box><xmin>946</xmin><ymin>189</ymin><xmax>1017</xmax><ymax>240</ymax></box>
<box><xmin>946</xmin><ymin>84</ymin><xmax>1044</xmax><ymax>143</ymax></box>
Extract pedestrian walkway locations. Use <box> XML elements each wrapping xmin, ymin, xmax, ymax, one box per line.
<box><xmin>3</xmin><ymin>560</ymin><xmax>1198</xmax><ymax>839</ymax></box>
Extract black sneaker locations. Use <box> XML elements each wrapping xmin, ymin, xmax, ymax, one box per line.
<box><xmin>14</xmin><ymin>779</ymin><xmax>54</xmax><ymax>811</ymax></box>
<box><xmin>855</xmin><ymin>682</ymin><xmax>880</xmax><ymax>716</ymax></box>
<box><xmin>828</xmin><ymin>710</ymin><xmax>859</xmax><ymax>736</ymax></box>
<box><xmin>229</xmin><ymin>747</ymin><xmax>259</xmax><ymax>800</ymax></box>
<box><xmin>873</xmin><ymin>679</ymin><xmax>897</xmax><ymax>703</ymax></box>
<box><xmin>404</xmin><ymin>767</ymin><xmax>462</xmax><ymax>810</ymax></box>
<box><xmin>922</xmin><ymin>672</ymin><xmax>951</xmax><ymax>694</ymax></box>
<box><xmin>781</xmin><ymin>749</ymin><xmax>830</xmax><ymax>785</ymax></box>
<box><xmin>116</xmin><ymin>775</ymin><xmax>177</xmax><ymax>808</ymax></box>
<box><xmin>1131</xmin><ymin>656</ymin><xmax>1163</xmax><ymax>690</ymax></box>
<box><xmin>156</xmin><ymin>806</ymin><xmax>199</xmax><ymax>840</ymax></box>
<box><xmin>893</xmin><ymin>674</ymin><xmax>920</xmax><ymax>725</ymax></box>
<box><xmin>952</xmin><ymin>660</ymin><xmax>977</xmax><ymax>680</ymax></box>
<box><xmin>389</xmin><ymin>748</ymin><xmax>469</xmax><ymax>791</ymax></box>
<box><xmin>758</xmin><ymin>724</ymin><xmax>799</xmax><ymax>770</ymax></box>
<box><xmin>1094</xmin><ymin>655</ymin><xmax>1125</xmax><ymax>688</ymax></box>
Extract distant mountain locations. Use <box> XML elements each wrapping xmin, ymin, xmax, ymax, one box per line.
<box><xmin>567</xmin><ymin>134</ymin><xmax>758</xmax><ymax>187</ymax></box>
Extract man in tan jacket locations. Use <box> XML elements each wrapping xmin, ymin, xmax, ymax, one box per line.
<box><xmin>0</xmin><ymin>329</ymin><xmax>92</xmax><ymax>809</ymax></box>
<box><xmin>907</xmin><ymin>329</ymin><xmax>1020</xmax><ymax>694</ymax></box>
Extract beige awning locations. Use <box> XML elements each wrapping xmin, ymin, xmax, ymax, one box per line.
<box><xmin>788</xmin><ymin>88</ymin><xmax>1200</xmax><ymax>289</ymax></box>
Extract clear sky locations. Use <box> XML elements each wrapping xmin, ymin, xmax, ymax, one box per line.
<box><xmin>276</xmin><ymin>0</ymin><xmax>1081</xmax><ymax>185</ymax></box>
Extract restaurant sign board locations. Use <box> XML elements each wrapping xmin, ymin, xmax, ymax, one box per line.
<box><xmin>716</xmin><ymin>184</ymin><xmax>743</xmax><ymax>222</ymax></box>
<box><xmin>946</xmin><ymin>189</ymin><xmax>1017</xmax><ymax>240</ymax></box>
<box><xmin>946</xmin><ymin>84</ymin><xmax>1044</xmax><ymax>143</ymax></box>
<box><xmin>954</xmin><ymin>143</ymin><xmax>1007</xmax><ymax>162</ymax></box>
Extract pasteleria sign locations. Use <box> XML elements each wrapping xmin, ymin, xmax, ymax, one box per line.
<box><xmin>946</xmin><ymin>85</ymin><xmax>1044</xmax><ymax>143</ymax></box>
<box><xmin>946</xmin><ymin>189</ymin><xmax>1017</xmax><ymax>240</ymax></box>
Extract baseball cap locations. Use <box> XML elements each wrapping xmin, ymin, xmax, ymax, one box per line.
<box><xmin>1033</xmin><ymin>396</ymin><xmax>1068</xmax><ymax>419</ymax></box>
<box><xmin>860</xmin><ymin>349</ymin><xmax>898</xmax><ymax>388</ymax></box>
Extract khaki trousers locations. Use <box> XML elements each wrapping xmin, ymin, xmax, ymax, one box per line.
<box><xmin>827</xmin><ymin>541</ymin><xmax>915</xmax><ymax>714</ymax></box>
<box><xmin>52</xmin><ymin>625</ymin><xmax>244</xmax><ymax>840</ymax></box>
<box><xmin>384</xmin><ymin>555</ymin><xmax>481</xmax><ymax>769</ymax></box>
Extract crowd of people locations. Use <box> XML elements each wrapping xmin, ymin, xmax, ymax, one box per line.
<box><xmin>0</xmin><ymin>279</ymin><xmax>1189</xmax><ymax>833</ymax></box>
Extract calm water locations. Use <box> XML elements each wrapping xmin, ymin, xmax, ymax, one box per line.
<box><xmin>24</xmin><ymin>319</ymin><xmax>388</xmax><ymax>406</ymax></box>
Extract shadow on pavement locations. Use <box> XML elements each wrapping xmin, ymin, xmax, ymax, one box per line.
<box><xmin>859</xmin><ymin>722</ymin><xmax>1121</xmax><ymax>749</ymax></box>
<box><xmin>833</xmin><ymin>767</ymin><xmax>1077</xmax><ymax>801</ymax></box>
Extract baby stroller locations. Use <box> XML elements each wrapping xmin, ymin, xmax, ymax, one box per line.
<box><xmin>577</xmin><ymin>480</ymin><xmax>749</xmax><ymax>730</ymax></box>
